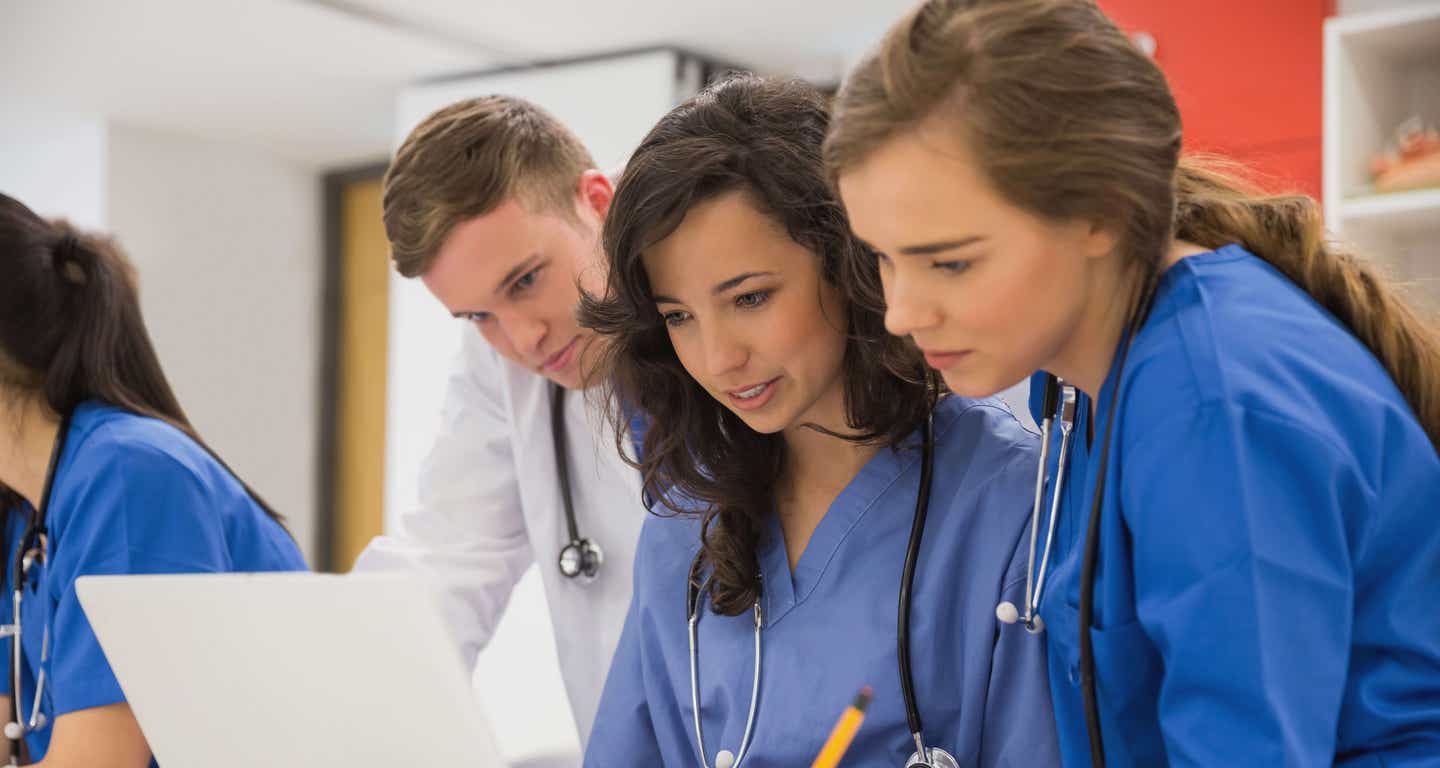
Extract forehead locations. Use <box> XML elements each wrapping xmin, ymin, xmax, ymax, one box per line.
<box><xmin>422</xmin><ymin>199</ymin><xmax>570</xmax><ymax>307</ymax></box>
<box><xmin>837</xmin><ymin>123</ymin><xmax>1001</xmax><ymax>246</ymax></box>
<box><xmin>437</xmin><ymin>199</ymin><xmax>548</xmax><ymax>264</ymax></box>
<box><xmin>641</xmin><ymin>191</ymin><xmax>811</xmax><ymax>296</ymax></box>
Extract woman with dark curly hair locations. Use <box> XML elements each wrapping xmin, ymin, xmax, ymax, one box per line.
<box><xmin>579</xmin><ymin>74</ymin><xmax>1058</xmax><ymax>767</ymax></box>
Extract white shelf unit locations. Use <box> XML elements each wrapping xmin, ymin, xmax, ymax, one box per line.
<box><xmin>1324</xmin><ymin>3</ymin><xmax>1440</xmax><ymax>305</ymax></box>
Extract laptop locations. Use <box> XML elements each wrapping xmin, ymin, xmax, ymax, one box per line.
<box><xmin>76</xmin><ymin>572</ymin><xmax>505</xmax><ymax>767</ymax></box>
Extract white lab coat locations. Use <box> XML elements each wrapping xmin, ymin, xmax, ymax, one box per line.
<box><xmin>354</xmin><ymin>329</ymin><xmax>646</xmax><ymax>745</ymax></box>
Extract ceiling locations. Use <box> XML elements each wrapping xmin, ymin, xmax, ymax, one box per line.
<box><xmin>1</xmin><ymin>0</ymin><xmax>913</xmax><ymax>169</ymax></box>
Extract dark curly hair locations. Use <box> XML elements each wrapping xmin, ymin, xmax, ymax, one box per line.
<box><xmin>579</xmin><ymin>74</ymin><xmax>942</xmax><ymax>615</ymax></box>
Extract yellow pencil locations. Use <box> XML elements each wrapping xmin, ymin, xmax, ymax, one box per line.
<box><xmin>810</xmin><ymin>685</ymin><xmax>873</xmax><ymax>768</ymax></box>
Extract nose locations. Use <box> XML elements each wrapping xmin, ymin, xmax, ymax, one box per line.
<box><xmin>883</xmin><ymin>268</ymin><xmax>942</xmax><ymax>338</ymax></box>
<box><xmin>699</xmin><ymin>319</ymin><xmax>747</xmax><ymax>379</ymax></box>
<box><xmin>503</xmin><ymin>311</ymin><xmax>548</xmax><ymax>358</ymax></box>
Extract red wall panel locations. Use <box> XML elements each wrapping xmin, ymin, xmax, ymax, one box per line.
<box><xmin>1099</xmin><ymin>0</ymin><xmax>1328</xmax><ymax>198</ymax></box>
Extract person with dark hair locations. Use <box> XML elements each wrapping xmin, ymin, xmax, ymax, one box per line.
<box><xmin>580</xmin><ymin>74</ymin><xmax>1058</xmax><ymax>767</ymax></box>
<box><xmin>0</xmin><ymin>193</ymin><xmax>306</xmax><ymax>767</ymax></box>
<box><xmin>827</xmin><ymin>1</ymin><xmax>1440</xmax><ymax>765</ymax></box>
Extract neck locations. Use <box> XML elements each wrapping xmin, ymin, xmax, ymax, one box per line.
<box><xmin>1049</xmin><ymin>239</ymin><xmax>1210</xmax><ymax>398</ymax></box>
<box><xmin>1048</xmin><ymin>250</ymin><xmax>1150</xmax><ymax>399</ymax></box>
<box><xmin>782</xmin><ymin>378</ymin><xmax>877</xmax><ymax>486</ymax></box>
<box><xmin>0</xmin><ymin>395</ymin><xmax>63</xmax><ymax>510</ymax></box>
<box><xmin>775</xmin><ymin>379</ymin><xmax>879</xmax><ymax>569</ymax></box>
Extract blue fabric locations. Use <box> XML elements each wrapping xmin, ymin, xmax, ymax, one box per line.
<box><xmin>0</xmin><ymin>402</ymin><xmax>308</xmax><ymax>763</ymax></box>
<box><xmin>586</xmin><ymin>395</ymin><xmax>1061</xmax><ymax>766</ymax></box>
<box><xmin>1030</xmin><ymin>245</ymin><xmax>1440</xmax><ymax>766</ymax></box>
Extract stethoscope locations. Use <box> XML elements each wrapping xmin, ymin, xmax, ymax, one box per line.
<box><xmin>997</xmin><ymin>284</ymin><xmax>1158</xmax><ymax>768</ymax></box>
<box><xmin>995</xmin><ymin>374</ymin><xmax>1076</xmax><ymax>633</ymax></box>
<box><xmin>2</xmin><ymin>410</ymin><xmax>70</xmax><ymax>766</ymax></box>
<box><xmin>685</xmin><ymin>412</ymin><xmax>959</xmax><ymax>768</ymax></box>
<box><xmin>551</xmin><ymin>383</ymin><xmax>603</xmax><ymax>582</ymax></box>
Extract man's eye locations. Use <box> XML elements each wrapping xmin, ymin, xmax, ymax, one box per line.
<box><xmin>512</xmin><ymin>268</ymin><xmax>540</xmax><ymax>293</ymax></box>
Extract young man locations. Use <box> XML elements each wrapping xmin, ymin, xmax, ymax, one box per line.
<box><xmin>353</xmin><ymin>96</ymin><xmax>644</xmax><ymax>745</ymax></box>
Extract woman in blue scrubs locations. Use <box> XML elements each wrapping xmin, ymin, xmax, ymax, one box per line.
<box><xmin>0</xmin><ymin>193</ymin><xmax>307</xmax><ymax>766</ymax></box>
<box><xmin>579</xmin><ymin>75</ymin><xmax>1059</xmax><ymax>766</ymax></box>
<box><xmin>827</xmin><ymin>1</ymin><xmax>1440</xmax><ymax>765</ymax></box>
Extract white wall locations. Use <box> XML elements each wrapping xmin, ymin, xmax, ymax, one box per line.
<box><xmin>1338</xmin><ymin>0</ymin><xmax>1440</xmax><ymax>14</ymax></box>
<box><xmin>0</xmin><ymin>111</ymin><xmax>107</xmax><ymax>230</ymax></box>
<box><xmin>106</xmin><ymin>122</ymin><xmax>323</xmax><ymax>564</ymax></box>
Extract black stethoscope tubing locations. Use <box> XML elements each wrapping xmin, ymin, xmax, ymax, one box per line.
<box><xmin>1077</xmin><ymin>280</ymin><xmax>1158</xmax><ymax>768</ymax></box>
<box><xmin>5</xmin><ymin>409</ymin><xmax>71</xmax><ymax>765</ymax></box>
<box><xmin>896</xmin><ymin>412</ymin><xmax>933</xmax><ymax>744</ymax></box>
<box><xmin>551</xmin><ymin>383</ymin><xmax>603</xmax><ymax>581</ymax></box>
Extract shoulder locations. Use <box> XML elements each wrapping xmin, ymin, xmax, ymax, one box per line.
<box><xmin>49</xmin><ymin>405</ymin><xmax>241</xmax><ymax>548</ymax></box>
<box><xmin>439</xmin><ymin>329</ymin><xmax>531</xmax><ymax>435</ymax></box>
<box><xmin>932</xmin><ymin>394</ymin><xmax>1040</xmax><ymax>479</ymax></box>
<box><xmin>636</xmin><ymin>500</ymin><xmax>705</xmax><ymax>559</ymax></box>
<box><xmin>633</xmin><ymin>501</ymin><xmax>706</xmax><ymax>590</ymax></box>
<box><xmin>67</xmin><ymin>403</ymin><xmax>212</xmax><ymax>486</ymax></box>
<box><xmin>927</xmin><ymin>395</ymin><xmax>1040</xmax><ymax>528</ymax></box>
<box><xmin>924</xmin><ymin>398</ymin><xmax>1039</xmax><ymax>589</ymax></box>
<box><xmin>1123</xmin><ymin>245</ymin><xmax>1412</xmax><ymax>453</ymax></box>
<box><xmin>452</xmin><ymin>329</ymin><xmax>514</xmax><ymax>404</ymax></box>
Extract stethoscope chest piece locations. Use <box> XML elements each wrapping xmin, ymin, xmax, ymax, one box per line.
<box><xmin>558</xmin><ymin>538</ymin><xmax>603</xmax><ymax>582</ymax></box>
<box><xmin>906</xmin><ymin>746</ymin><xmax>960</xmax><ymax>768</ymax></box>
<box><xmin>550</xmin><ymin>383</ymin><xmax>605</xmax><ymax>583</ymax></box>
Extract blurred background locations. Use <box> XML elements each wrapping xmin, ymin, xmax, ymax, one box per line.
<box><xmin>3</xmin><ymin>0</ymin><xmax>1437</xmax><ymax>763</ymax></box>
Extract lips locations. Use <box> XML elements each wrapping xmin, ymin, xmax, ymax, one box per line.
<box><xmin>921</xmin><ymin>349</ymin><xmax>971</xmax><ymax>369</ymax></box>
<box><xmin>541</xmin><ymin>336</ymin><xmax>580</xmax><ymax>374</ymax></box>
<box><xmin>724</xmin><ymin>377</ymin><xmax>780</xmax><ymax>411</ymax></box>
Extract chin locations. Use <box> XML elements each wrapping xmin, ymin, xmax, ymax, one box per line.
<box><xmin>557</xmin><ymin>340</ymin><xmax>605</xmax><ymax>389</ymax></box>
<box><xmin>546</xmin><ymin>372</ymin><xmax>583</xmax><ymax>390</ymax></box>
<box><xmin>939</xmin><ymin>369</ymin><xmax>1007</xmax><ymax>399</ymax></box>
<box><xmin>727</xmin><ymin>406</ymin><xmax>790</xmax><ymax>436</ymax></box>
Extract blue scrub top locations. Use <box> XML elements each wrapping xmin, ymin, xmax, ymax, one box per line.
<box><xmin>0</xmin><ymin>402</ymin><xmax>308</xmax><ymax>763</ymax></box>
<box><xmin>586</xmin><ymin>395</ymin><xmax>1061</xmax><ymax>766</ymax></box>
<box><xmin>1030</xmin><ymin>245</ymin><xmax>1440</xmax><ymax>766</ymax></box>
